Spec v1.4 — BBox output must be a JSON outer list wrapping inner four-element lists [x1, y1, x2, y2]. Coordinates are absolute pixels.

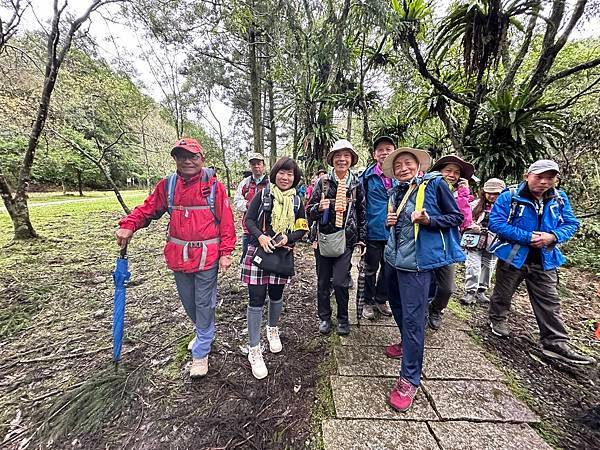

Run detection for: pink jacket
[[455, 186, 473, 231]]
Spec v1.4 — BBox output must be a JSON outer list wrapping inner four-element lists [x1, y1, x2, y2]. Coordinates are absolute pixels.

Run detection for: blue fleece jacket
[[488, 182, 579, 270], [359, 164, 398, 241]]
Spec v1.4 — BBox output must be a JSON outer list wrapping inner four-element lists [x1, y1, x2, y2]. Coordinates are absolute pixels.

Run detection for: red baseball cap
[[171, 138, 204, 156]]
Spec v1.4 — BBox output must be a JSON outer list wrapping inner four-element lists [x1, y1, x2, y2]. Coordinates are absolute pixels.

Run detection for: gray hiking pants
[[488, 260, 569, 346], [173, 264, 219, 358], [464, 249, 497, 293]]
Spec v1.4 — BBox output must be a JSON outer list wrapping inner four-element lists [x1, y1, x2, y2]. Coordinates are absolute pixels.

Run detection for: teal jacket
[[384, 173, 465, 271]]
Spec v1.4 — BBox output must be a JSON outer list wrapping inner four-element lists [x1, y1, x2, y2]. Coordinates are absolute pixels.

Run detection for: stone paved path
[[322, 295, 553, 449]]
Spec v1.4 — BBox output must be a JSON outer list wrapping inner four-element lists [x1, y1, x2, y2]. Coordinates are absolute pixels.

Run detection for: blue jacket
[[384, 173, 465, 271], [359, 164, 398, 241], [488, 182, 579, 270]]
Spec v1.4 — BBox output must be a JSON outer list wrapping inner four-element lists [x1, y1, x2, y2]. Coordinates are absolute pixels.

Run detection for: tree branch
[[499, 5, 539, 91], [543, 56, 600, 87], [405, 31, 475, 108]]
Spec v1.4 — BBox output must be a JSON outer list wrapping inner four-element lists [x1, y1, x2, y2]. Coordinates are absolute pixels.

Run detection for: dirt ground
[[2, 196, 600, 449], [0, 206, 331, 449], [456, 266, 600, 450]]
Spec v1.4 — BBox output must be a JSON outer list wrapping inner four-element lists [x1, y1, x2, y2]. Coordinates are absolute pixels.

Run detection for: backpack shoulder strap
[[293, 194, 301, 215], [414, 179, 431, 239], [166, 172, 177, 215], [507, 185, 520, 223], [201, 168, 220, 224]]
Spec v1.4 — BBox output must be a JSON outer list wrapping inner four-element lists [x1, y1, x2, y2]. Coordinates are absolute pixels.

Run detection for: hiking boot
[[187, 336, 197, 352], [375, 302, 393, 317], [266, 326, 282, 353], [542, 342, 597, 365], [384, 343, 403, 359], [490, 321, 510, 338], [248, 345, 268, 379], [190, 356, 208, 378], [337, 321, 350, 336], [388, 377, 418, 412], [461, 291, 477, 305], [428, 309, 443, 330], [476, 290, 490, 304], [362, 304, 375, 320], [319, 320, 332, 335]]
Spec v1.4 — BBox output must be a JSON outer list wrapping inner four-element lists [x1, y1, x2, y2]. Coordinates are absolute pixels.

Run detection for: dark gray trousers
[[364, 240, 388, 305], [488, 260, 569, 346], [317, 247, 353, 323], [429, 264, 456, 314]]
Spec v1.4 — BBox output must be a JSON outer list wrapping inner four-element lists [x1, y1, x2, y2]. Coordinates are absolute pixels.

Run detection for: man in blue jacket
[[359, 136, 398, 319], [488, 159, 595, 365]]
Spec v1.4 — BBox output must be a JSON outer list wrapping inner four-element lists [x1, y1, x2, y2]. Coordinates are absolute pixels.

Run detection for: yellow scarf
[[271, 186, 297, 235]]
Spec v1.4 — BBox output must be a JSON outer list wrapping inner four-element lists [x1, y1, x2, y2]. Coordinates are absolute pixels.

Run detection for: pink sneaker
[[388, 377, 418, 412], [384, 343, 403, 359]]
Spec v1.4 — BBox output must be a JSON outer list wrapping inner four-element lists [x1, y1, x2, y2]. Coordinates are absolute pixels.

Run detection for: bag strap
[[166, 172, 177, 215], [414, 180, 430, 239]]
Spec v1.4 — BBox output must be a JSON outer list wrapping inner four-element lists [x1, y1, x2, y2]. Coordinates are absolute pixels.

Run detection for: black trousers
[[489, 260, 569, 346], [429, 263, 456, 314], [248, 284, 285, 307], [364, 240, 388, 305], [316, 247, 353, 323]]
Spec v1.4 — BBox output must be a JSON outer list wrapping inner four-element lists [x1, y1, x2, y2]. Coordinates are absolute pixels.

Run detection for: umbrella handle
[[120, 244, 128, 259]]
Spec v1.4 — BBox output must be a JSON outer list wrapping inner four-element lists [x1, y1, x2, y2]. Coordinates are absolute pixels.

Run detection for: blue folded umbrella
[[112, 247, 130, 364]]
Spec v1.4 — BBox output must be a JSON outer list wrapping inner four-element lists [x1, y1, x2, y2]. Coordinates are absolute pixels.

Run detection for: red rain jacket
[[118, 170, 236, 272]]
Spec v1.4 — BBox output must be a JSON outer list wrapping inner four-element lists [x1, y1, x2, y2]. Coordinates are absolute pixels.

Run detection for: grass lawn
[[0, 191, 328, 449]]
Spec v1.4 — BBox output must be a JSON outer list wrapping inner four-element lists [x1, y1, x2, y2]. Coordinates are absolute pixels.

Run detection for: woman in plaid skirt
[[241, 156, 309, 379]]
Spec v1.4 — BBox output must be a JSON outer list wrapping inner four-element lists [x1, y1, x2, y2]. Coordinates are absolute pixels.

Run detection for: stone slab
[[331, 376, 438, 421], [348, 297, 397, 326], [429, 421, 553, 450], [423, 349, 505, 381], [424, 329, 479, 351], [335, 346, 399, 377], [341, 325, 400, 347], [323, 419, 439, 450], [423, 380, 539, 423]]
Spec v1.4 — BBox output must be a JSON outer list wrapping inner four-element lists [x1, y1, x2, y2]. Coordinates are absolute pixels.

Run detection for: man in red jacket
[[115, 138, 236, 378]]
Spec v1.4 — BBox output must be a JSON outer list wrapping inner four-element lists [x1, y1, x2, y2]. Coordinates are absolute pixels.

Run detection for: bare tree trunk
[[141, 116, 152, 194], [2, 0, 113, 240], [207, 94, 232, 194], [52, 130, 131, 214], [248, 19, 262, 154], [292, 112, 299, 160], [77, 169, 83, 196], [267, 57, 277, 166], [346, 109, 352, 140]]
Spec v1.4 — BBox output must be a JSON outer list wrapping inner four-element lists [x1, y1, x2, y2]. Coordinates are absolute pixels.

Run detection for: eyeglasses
[[174, 153, 202, 161]]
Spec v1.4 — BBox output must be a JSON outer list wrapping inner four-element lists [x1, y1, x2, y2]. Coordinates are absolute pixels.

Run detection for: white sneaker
[[190, 356, 208, 378], [266, 326, 282, 353], [187, 336, 197, 351], [248, 345, 268, 379]]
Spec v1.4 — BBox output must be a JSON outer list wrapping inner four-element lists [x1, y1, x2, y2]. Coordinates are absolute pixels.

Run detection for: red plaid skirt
[[240, 245, 291, 285]]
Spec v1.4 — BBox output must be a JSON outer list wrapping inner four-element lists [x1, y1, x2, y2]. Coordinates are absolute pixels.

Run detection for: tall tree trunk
[[141, 116, 152, 194], [267, 57, 277, 166], [346, 109, 352, 140], [3, 0, 110, 240], [248, 22, 262, 154], [77, 169, 83, 196], [292, 112, 299, 160]]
